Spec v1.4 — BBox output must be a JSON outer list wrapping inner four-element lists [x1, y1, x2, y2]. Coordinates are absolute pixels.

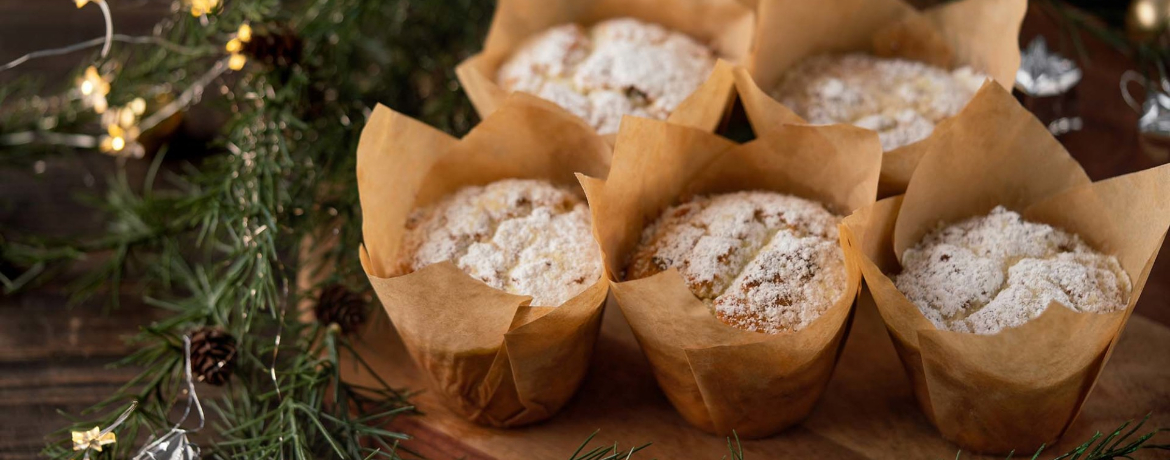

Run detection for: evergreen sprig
[[1, 0, 492, 458], [569, 431, 652, 460], [1034, 414, 1167, 460]]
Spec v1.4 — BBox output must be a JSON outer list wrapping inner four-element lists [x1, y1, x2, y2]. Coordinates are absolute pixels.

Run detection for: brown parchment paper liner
[[581, 116, 882, 437], [356, 93, 612, 427], [844, 83, 1170, 454], [741, 0, 1026, 197], [455, 0, 754, 144]]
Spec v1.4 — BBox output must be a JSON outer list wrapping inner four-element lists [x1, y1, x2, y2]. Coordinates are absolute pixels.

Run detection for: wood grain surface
[[2, 2, 1169, 460], [342, 292, 1170, 460]]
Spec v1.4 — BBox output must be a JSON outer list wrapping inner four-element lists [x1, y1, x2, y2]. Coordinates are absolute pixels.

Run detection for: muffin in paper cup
[[356, 93, 611, 427], [581, 115, 882, 437], [740, 0, 1026, 197], [456, 0, 754, 143], [844, 83, 1170, 454]]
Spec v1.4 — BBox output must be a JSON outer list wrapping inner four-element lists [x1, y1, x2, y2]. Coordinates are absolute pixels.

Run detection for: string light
[[3, 0, 232, 159], [78, 66, 111, 114], [188, 0, 220, 17], [70, 402, 136, 460], [227, 53, 246, 71], [74, 0, 113, 58], [100, 125, 126, 154], [238, 23, 253, 42], [227, 23, 253, 71]]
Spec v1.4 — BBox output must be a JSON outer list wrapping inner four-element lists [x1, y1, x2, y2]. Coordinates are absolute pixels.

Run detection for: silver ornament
[[1016, 36, 1082, 97], [1122, 70, 1170, 138]]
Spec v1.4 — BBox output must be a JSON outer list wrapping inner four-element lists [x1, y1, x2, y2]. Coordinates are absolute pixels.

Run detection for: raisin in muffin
[[772, 54, 988, 151], [627, 191, 846, 333], [895, 206, 1131, 335], [399, 179, 603, 306], [497, 17, 717, 135]]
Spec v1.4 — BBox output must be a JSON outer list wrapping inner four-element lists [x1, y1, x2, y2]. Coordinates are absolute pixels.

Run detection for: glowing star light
[[101, 125, 127, 153], [70, 402, 135, 460], [78, 66, 111, 114], [72, 427, 116, 453]]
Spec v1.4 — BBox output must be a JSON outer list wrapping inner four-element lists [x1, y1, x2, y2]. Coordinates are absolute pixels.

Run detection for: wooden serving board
[[341, 292, 1170, 459]]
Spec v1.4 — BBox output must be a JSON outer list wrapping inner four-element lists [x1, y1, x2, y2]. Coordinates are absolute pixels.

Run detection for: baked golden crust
[[627, 191, 845, 333], [772, 53, 986, 151], [400, 179, 603, 306], [497, 18, 716, 134], [895, 206, 1131, 334]]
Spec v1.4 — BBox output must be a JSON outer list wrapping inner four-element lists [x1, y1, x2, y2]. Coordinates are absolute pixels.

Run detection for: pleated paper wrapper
[[844, 83, 1170, 454], [356, 93, 612, 427], [581, 116, 882, 438], [455, 0, 754, 143], [738, 0, 1026, 197]]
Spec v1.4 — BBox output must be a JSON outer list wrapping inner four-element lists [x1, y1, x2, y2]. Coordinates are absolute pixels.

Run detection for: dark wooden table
[[1, 4, 1168, 460]]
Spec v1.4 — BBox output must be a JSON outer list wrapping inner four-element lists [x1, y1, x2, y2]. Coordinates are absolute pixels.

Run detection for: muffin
[[496, 17, 717, 135], [772, 54, 988, 151], [627, 191, 846, 333], [895, 206, 1131, 335], [399, 178, 603, 306]]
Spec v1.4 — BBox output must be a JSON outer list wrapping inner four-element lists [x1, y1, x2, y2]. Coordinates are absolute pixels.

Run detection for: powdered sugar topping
[[498, 18, 716, 134], [400, 179, 603, 307], [627, 192, 846, 334], [772, 54, 988, 151], [895, 206, 1131, 334]]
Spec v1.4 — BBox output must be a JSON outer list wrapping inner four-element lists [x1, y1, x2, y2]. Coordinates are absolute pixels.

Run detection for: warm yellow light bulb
[[111, 136, 126, 151], [1136, 0, 1158, 27], [128, 98, 146, 116], [189, 0, 219, 16], [80, 80, 95, 96], [226, 38, 243, 53], [238, 23, 253, 42], [118, 108, 136, 128], [75, 0, 89, 8], [229, 53, 247, 71]]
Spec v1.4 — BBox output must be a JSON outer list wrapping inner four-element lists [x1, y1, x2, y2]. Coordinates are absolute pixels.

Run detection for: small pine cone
[[241, 23, 303, 69], [190, 327, 237, 386], [314, 284, 368, 335]]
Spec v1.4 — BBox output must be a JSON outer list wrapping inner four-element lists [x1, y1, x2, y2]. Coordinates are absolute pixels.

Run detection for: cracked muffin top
[[400, 179, 603, 306], [627, 191, 846, 333], [497, 17, 716, 135], [772, 53, 987, 151]]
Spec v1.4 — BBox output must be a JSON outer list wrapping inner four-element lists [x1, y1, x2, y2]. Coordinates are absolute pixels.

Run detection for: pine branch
[[569, 431, 652, 460], [2, 1, 492, 458]]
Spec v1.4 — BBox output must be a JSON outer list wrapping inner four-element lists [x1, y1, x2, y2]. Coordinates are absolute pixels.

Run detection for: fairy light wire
[[94, 0, 114, 58], [0, 34, 209, 73], [129, 336, 205, 460], [136, 57, 230, 134]]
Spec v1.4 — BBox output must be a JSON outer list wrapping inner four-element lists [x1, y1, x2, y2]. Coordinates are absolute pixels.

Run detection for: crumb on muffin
[[627, 191, 846, 334], [772, 53, 988, 151], [895, 206, 1131, 334], [497, 18, 717, 135], [400, 179, 603, 306]]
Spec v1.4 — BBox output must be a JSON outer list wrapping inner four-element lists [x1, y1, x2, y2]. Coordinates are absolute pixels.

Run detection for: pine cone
[[315, 284, 368, 335], [241, 23, 303, 69], [190, 327, 237, 386]]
